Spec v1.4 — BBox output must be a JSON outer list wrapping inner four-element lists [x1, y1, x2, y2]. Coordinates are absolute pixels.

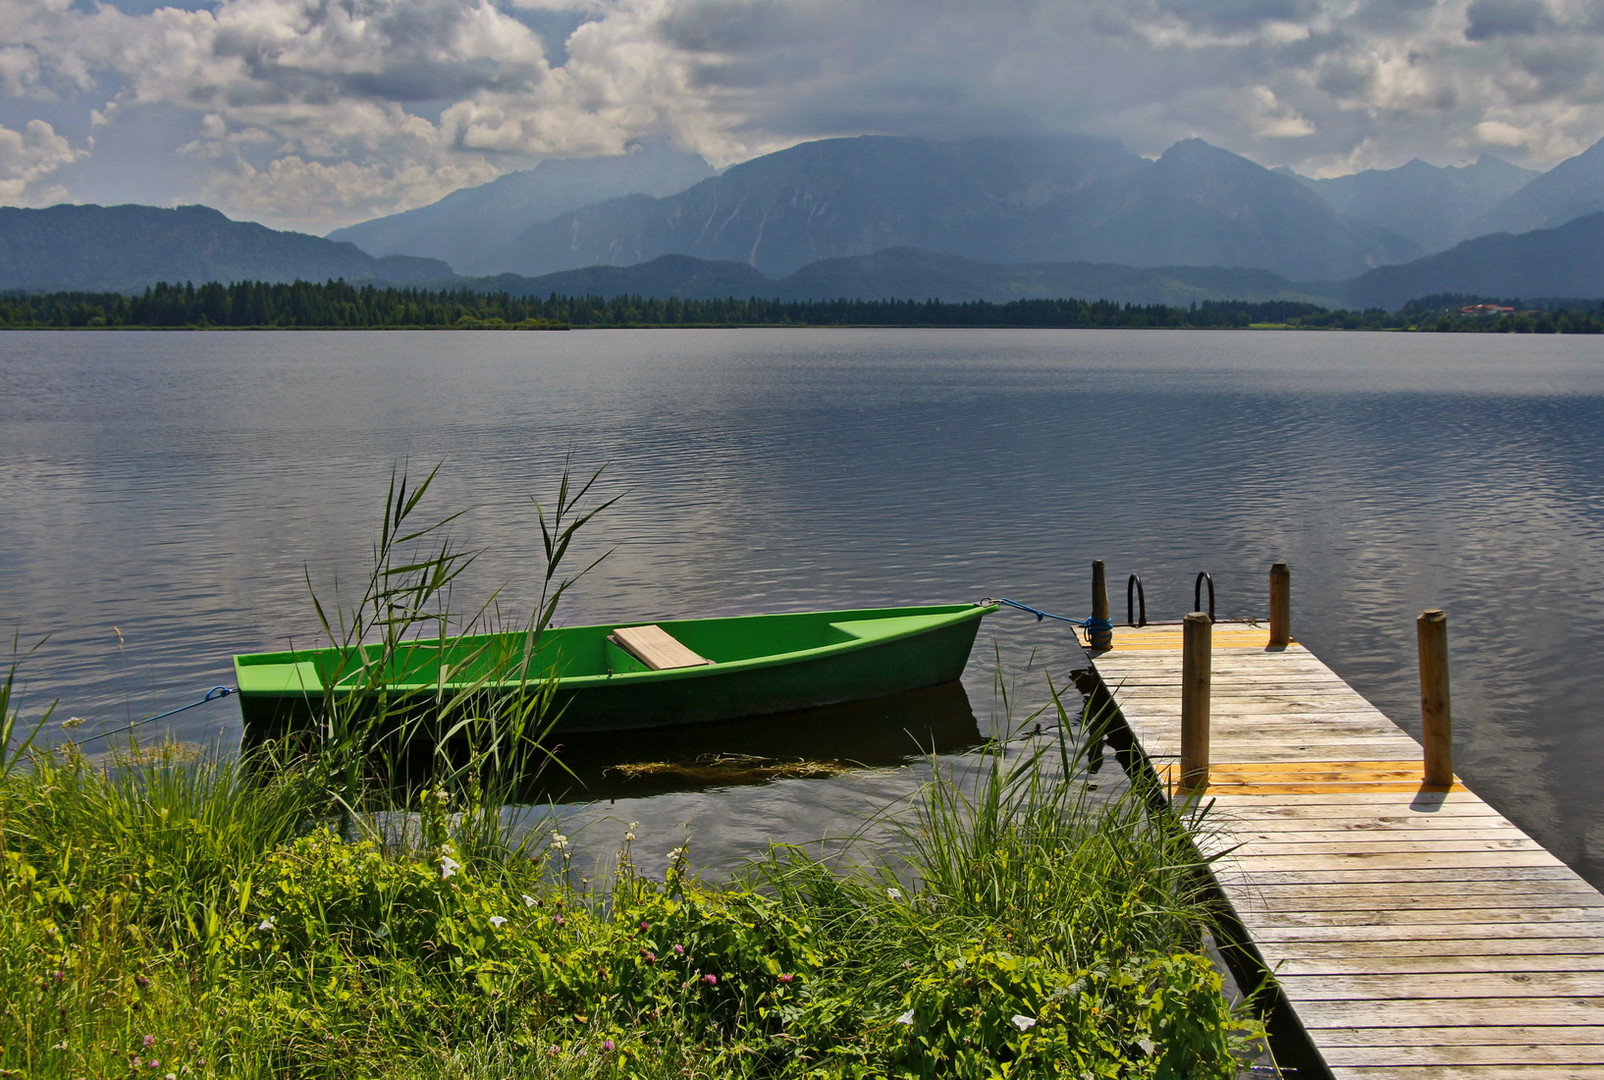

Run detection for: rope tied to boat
[[77, 685, 237, 746], [983, 597, 1106, 629], [982, 597, 1114, 647]]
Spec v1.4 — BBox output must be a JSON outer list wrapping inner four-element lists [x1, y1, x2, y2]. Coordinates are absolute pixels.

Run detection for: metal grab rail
[[1194, 571, 1216, 623], [1127, 574, 1147, 627]]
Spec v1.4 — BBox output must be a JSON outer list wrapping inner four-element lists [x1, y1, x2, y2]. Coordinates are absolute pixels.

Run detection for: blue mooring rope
[[77, 685, 238, 746], [984, 597, 1115, 646]]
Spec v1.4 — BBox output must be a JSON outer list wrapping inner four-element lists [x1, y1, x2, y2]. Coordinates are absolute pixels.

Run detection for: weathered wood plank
[[1249, 921, 1604, 944], [1334, 1068, 1604, 1079], [1294, 996, 1604, 1027], [1241, 907, 1604, 929], [1322, 1044, 1604, 1067], [1271, 953, 1604, 976], [1085, 622, 1604, 1077], [1317, 1026, 1604, 1046], [1275, 970, 1604, 999], [1257, 937, 1604, 959]]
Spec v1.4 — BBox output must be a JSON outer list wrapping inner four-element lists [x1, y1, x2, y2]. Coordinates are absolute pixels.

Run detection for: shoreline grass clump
[[0, 714, 1262, 1079], [0, 468, 1262, 1077]]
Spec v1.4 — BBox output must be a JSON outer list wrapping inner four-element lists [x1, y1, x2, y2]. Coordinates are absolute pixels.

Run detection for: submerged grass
[[0, 469, 1263, 1078]]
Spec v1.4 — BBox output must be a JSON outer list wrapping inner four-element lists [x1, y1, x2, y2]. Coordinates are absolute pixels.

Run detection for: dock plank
[[1082, 623, 1604, 1079]]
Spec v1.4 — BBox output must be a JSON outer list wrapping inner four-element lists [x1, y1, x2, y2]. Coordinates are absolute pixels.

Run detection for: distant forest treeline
[[2, 279, 1602, 332]]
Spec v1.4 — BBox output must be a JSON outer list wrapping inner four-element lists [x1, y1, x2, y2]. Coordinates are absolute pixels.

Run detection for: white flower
[[628, 821, 640, 829], [886, 887, 903, 901], [896, 1009, 916, 1025], [1011, 1014, 1037, 1032], [489, 915, 507, 928], [257, 917, 275, 931], [439, 854, 461, 879], [624, 832, 635, 842], [667, 846, 687, 864], [522, 893, 537, 907]]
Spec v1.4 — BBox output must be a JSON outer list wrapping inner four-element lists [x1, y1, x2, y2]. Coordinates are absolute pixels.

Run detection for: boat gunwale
[[234, 603, 996, 698]]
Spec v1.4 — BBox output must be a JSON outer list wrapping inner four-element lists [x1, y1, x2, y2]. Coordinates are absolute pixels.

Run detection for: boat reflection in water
[[517, 679, 984, 804]]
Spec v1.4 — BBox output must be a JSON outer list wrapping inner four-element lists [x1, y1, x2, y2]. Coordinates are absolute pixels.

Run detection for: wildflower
[[639, 921, 650, 931], [554, 915, 567, 927], [143, 1036, 156, 1048], [603, 1040, 616, 1052], [1011, 1015, 1037, 1032], [134, 974, 150, 988], [439, 854, 461, 879], [147, 1061, 160, 1069], [667, 846, 687, 865], [257, 917, 275, 931], [702, 974, 718, 986], [550, 831, 570, 853], [672, 943, 684, 955], [886, 887, 903, 901], [489, 915, 507, 928], [778, 973, 794, 983], [624, 832, 635, 842], [522, 894, 538, 907], [641, 950, 657, 962], [896, 1009, 915, 1025]]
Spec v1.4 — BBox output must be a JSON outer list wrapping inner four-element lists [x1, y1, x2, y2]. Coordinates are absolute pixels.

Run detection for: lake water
[[3, 328, 1604, 887]]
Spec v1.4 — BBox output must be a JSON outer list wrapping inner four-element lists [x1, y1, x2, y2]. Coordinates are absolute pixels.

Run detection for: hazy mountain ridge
[[4, 133, 1604, 311], [486, 134, 1420, 281], [0, 204, 451, 294], [326, 146, 715, 273], [490, 134, 1150, 277], [1293, 155, 1539, 251], [1338, 212, 1604, 310], [1466, 137, 1604, 239]]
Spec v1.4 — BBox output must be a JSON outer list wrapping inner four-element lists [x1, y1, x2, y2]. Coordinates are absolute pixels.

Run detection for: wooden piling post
[[1418, 609, 1452, 786], [1269, 563, 1291, 647], [1088, 560, 1112, 648], [1180, 611, 1212, 793]]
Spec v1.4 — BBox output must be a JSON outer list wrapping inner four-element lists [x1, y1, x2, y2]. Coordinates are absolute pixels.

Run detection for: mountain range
[[484, 136, 1423, 281], [3, 132, 1603, 310], [325, 144, 715, 275], [0, 204, 451, 294]]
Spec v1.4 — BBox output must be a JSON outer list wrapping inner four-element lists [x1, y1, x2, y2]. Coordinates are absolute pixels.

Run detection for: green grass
[[0, 711, 1262, 1079], [0, 468, 1263, 1078]]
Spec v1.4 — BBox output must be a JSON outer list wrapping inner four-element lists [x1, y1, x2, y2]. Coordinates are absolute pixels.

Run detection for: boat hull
[[235, 603, 993, 741]]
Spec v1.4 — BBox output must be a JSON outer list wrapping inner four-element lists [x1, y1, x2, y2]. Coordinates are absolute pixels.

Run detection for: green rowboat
[[234, 603, 994, 739]]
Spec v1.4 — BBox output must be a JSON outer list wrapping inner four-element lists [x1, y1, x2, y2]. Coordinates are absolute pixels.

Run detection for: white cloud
[[0, 118, 82, 204], [2, 0, 1603, 229]]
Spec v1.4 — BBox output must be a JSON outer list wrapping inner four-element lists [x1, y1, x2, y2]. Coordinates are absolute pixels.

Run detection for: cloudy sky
[[3, 0, 1603, 234]]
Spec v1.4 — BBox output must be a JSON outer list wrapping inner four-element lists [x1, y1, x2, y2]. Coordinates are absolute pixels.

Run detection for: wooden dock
[[1080, 621, 1604, 1079]]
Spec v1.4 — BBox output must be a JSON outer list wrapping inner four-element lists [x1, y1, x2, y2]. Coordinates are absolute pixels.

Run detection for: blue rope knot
[[1082, 615, 1114, 648], [986, 597, 1116, 646]]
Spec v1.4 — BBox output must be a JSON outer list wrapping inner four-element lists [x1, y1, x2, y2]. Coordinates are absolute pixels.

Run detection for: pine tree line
[[1, 279, 1601, 332]]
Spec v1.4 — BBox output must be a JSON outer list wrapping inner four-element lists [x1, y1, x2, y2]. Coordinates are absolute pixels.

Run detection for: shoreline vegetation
[[1, 279, 1602, 333], [0, 466, 1271, 1077]]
